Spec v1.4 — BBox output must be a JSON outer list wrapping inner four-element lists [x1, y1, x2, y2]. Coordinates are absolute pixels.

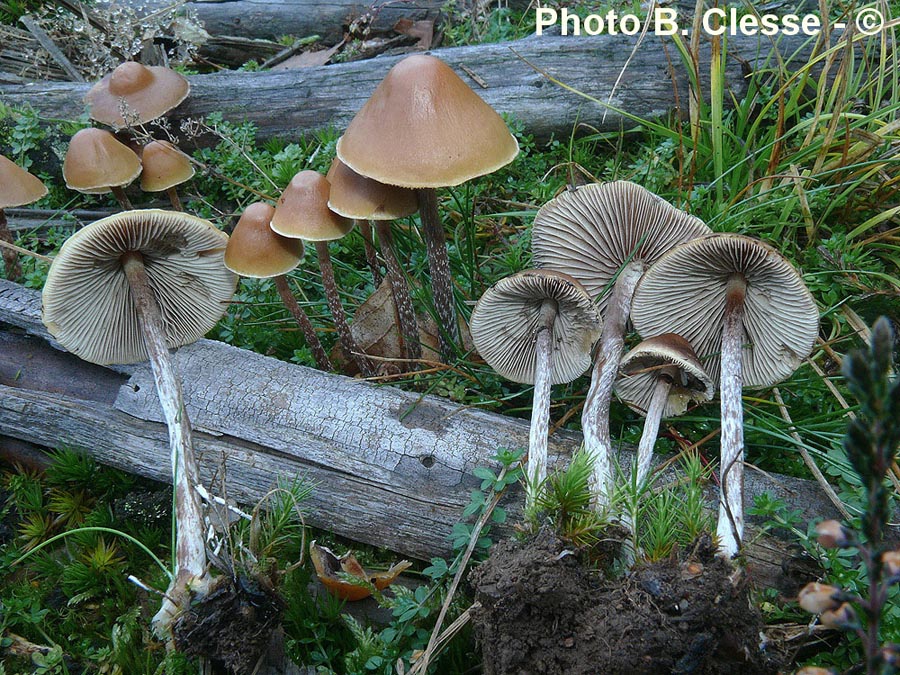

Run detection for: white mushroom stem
[[635, 366, 677, 487], [717, 273, 747, 558], [374, 220, 422, 363], [527, 298, 558, 507], [417, 188, 458, 361], [583, 260, 645, 505], [121, 251, 206, 634]]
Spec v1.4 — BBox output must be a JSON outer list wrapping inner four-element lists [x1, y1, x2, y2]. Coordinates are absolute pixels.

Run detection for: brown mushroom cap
[[140, 140, 195, 193], [630, 233, 819, 386], [41, 209, 237, 365], [325, 157, 417, 220], [470, 269, 602, 385], [270, 170, 354, 241], [0, 154, 48, 208], [224, 202, 304, 278], [531, 181, 711, 310], [63, 128, 142, 195], [84, 62, 190, 129], [335, 54, 519, 188], [615, 333, 714, 418]]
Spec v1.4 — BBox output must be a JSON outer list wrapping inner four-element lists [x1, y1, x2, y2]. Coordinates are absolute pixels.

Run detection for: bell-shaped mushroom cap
[[531, 181, 711, 310], [470, 269, 602, 385], [84, 62, 190, 129], [42, 209, 237, 366], [224, 202, 304, 278], [63, 128, 142, 194], [630, 233, 819, 387], [615, 333, 714, 418], [325, 157, 417, 220], [335, 54, 519, 188], [271, 170, 354, 242], [140, 140, 195, 192], [0, 154, 48, 208]]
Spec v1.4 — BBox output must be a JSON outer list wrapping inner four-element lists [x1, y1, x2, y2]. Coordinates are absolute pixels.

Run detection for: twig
[[0, 239, 53, 261], [19, 15, 85, 82]]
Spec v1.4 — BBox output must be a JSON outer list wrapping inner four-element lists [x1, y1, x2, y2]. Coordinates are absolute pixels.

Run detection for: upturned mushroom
[[84, 61, 189, 129], [531, 181, 711, 502], [63, 128, 142, 209], [271, 170, 375, 377], [41, 209, 237, 634], [336, 54, 519, 360], [614, 333, 714, 486], [630, 233, 819, 557], [0, 154, 47, 279], [224, 201, 332, 371], [470, 269, 602, 506], [140, 140, 195, 210]]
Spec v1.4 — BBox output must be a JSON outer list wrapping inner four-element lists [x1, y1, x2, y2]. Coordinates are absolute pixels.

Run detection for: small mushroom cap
[[139, 140, 195, 192], [470, 269, 602, 385], [335, 54, 519, 188], [532, 181, 711, 310], [224, 202, 304, 278], [325, 157, 417, 220], [270, 170, 354, 241], [63, 128, 142, 194], [84, 62, 190, 129], [0, 154, 48, 208], [630, 233, 819, 387], [615, 333, 714, 418], [42, 209, 237, 366]]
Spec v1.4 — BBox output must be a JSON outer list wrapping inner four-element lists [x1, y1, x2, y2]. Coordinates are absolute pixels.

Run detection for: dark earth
[[470, 528, 784, 675]]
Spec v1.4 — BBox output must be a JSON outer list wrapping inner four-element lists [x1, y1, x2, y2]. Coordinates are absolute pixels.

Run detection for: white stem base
[[527, 307, 555, 507]]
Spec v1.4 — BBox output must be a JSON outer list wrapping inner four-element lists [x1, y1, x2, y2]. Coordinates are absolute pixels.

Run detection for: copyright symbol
[[856, 7, 884, 35]]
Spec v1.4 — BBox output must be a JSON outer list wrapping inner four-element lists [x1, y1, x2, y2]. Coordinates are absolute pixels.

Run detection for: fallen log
[[0, 31, 824, 146]]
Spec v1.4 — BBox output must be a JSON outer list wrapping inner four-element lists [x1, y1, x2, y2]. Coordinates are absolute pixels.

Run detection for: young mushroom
[[470, 269, 602, 506], [140, 140, 195, 211], [531, 181, 711, 503], [0, 153, 47, 280], [614, 333, 714, 486], [63, 128, 142, 210], [336, 54, 519, 361], [84, 61, 190, 130], [630, 233, 819, 557], [271, 170, 376, 377], [224, 201, 332, 371], [41, 209, 238, 634]]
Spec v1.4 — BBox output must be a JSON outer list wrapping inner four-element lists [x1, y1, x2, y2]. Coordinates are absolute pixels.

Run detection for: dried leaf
[[393, 18, 434, 50]]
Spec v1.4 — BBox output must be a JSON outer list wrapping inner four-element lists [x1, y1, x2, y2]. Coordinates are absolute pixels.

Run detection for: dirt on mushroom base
[[470, 528, 783, 675]]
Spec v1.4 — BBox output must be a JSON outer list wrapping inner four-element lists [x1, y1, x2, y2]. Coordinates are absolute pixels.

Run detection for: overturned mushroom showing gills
[[336, 54, 519, 361], [532, 181, 710, 503], [224, 202, 332, 371], [470, 270, 602, 506], [41, 209, 238, 634], [615, 333, 714, 486], [630, 233, 819, 557], [63, 128, 142, 210], [84, 61, 189, 129], [0, 153, 47, 280]]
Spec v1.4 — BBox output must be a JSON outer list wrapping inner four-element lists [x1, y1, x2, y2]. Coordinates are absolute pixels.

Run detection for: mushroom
[[614, 333, 714, 486], [326, 157, 421, 363], [630, 233, 819, 557], [140, 140, 195, 210], [84, 61, 189, 130], [63, 128, 142, 209], [531, 181, 711, 503], [470, 269, 602, 506], [41, 209, 238, 633], [336, 54, 519, 360], [224, 201, 332, 371], [271, 170, 376, 377], [0, 153, 47, 280]]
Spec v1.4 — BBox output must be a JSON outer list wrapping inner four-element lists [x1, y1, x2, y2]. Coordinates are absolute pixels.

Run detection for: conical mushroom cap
[[63, 128, 142, 195], [84, 62, 190, 129], [271, 170, 354, 242], [326, 157, 417, 220], [224, 202, 304, 278], [0, 154, 48, 208], [615, 333, 714, 418], [630, 233, 819, 386], [140, 140, 195, 192], [42, 209, 237, 366], [470, 269, 602, 385], [335, 54, 519, 188], [532, 181, 711, 311]]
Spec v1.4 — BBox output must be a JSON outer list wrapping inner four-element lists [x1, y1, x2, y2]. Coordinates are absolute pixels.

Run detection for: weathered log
[[0, 278, 841, 591], [0, 31, 825, 147]]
